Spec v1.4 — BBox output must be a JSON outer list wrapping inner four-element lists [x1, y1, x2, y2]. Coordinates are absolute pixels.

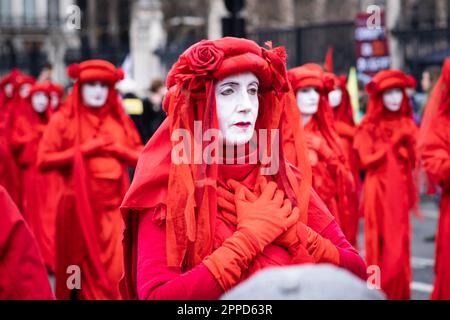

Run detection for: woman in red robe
[[0, 70, 35, 205], [326, 72, 360, 247], [0, 70, 22, 203], [11, 82, 55, 271], [419, 58, 450, 300], [37, 60, 143, 300], [354, 70, 418, 300], [0, 185, 54, 299], [285, 65, 355, 241], [120, 37, 366, 300]]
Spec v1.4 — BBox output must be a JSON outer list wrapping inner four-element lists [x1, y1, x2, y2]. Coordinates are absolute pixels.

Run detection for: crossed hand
[[217, 176, 301, 254]]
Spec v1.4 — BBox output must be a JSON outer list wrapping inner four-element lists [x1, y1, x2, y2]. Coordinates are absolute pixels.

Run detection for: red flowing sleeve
[[37, 112, 74, 173], [136, 206, 223, 300], [354, 125, 387, 170], [307, 189, 367, 280]]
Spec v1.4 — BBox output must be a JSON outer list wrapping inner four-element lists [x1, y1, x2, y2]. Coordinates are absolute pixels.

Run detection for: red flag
[[324, 46, 334, 72]]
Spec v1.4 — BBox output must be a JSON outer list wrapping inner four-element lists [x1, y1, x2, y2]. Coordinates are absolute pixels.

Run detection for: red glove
[[206, 179, 300, 291], [101, 141, 142, 166], [218, 182, 301, 256], [391, 130, 410, 146], [294, 221, 340, 265], [235, 180, 299, 251], [80, 136, 112, 156], [305, 135, 333, 160], [397, 145, 409, 161]]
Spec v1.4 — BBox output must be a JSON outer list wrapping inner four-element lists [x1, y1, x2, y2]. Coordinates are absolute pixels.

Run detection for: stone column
[[87, 0, 98, 50], [278, 0, 295, 27], [207, 0, 227, 39], [130, 0, 166, 96], [436, 0, 448, 27], [386, 0, 404, 69], [108, 0, 120, 47]]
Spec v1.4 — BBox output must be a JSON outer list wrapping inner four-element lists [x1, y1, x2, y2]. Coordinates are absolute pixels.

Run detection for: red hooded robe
[[286, 65, 355, 238], [419, 58, 450, 300], [0, 70, 33, 205], [354, 70, 418, 300], [37, 60, 143, 300], [11, 82, 55, 271]]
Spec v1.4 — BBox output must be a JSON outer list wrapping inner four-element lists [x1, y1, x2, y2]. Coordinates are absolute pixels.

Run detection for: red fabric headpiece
[[363, 69, 415, 122], [366, 69, 416, 96], [29, 82, 51, 96], [0, 69, 22, 88], [67, 59, 124, 84]]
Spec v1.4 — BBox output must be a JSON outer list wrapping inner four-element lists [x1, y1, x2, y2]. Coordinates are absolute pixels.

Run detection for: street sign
[[355, 11, 390, 76]]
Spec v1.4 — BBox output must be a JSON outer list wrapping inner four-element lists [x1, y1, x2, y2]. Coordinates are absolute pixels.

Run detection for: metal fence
[[391, 26, 450, 78], [248, 22, 356, 74], [0, 40, 47, 77]]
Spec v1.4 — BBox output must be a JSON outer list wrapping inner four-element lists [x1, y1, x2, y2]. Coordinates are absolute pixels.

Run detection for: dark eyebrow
[[219, 81, 239, 88], [219, 81, 259, 88]]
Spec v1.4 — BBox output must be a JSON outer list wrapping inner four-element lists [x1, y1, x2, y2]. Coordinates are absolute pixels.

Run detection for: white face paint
[[19, 84, 31, 99], [4, 83, 13, 98], [382, 88, 403, 112], [31, 92, 49, 114], [50, 92, 59, 109], [328, 88, 342, 108], [297, 87, 320, 115], [81, 81, 109, 108], [215, 72, 259, 146]]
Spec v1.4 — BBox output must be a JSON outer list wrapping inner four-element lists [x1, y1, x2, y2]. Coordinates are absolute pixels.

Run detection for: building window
[[23, 0, 36, 25], [0, 0, 12, 25], [47, 0, 60, 26]]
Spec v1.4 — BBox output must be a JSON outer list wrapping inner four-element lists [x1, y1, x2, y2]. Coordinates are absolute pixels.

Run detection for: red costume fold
[[327, 73, 360, 247], [0, 185, 54, 300], [11, 83, 55, 271], [0, 70, 34, 205]]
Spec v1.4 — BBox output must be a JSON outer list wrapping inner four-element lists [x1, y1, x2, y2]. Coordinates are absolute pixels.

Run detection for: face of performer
[[81, 81, 109, 108], [382, 88, 403, 112], [4, 83, 13, 98], [215, 72, 259, 146], [31, 92, 49, 114], [297, 87, 320, 115], [19, 83, 31, 99], [328, 88, 342, 108], [50, 92, 59, 109]]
